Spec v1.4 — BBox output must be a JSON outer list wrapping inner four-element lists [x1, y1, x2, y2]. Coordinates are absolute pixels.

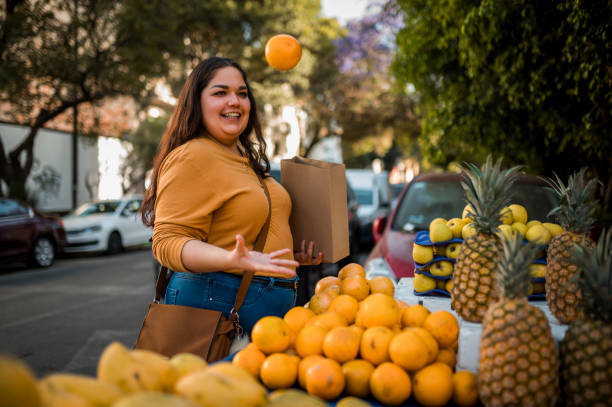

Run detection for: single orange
[[315, 276, 339, 294], [436, 348, 457, 369], [322, 326, 360, 363], [338, 263, 366, 280], [305, 357, 345, 401], [298, 355, 326, 389], [359, 326, 394, 366], [407, 326, 439, 364], [341, 359, 375, 398], [259, 353, 298, 389], [412, 362, 454, 407], [265, 34, 302, 71], [283, 306, 315, 333], [328, 294, 359, 324], [340, 276, 370, 301], [452, 370, 479, 407], [308, 291, 334, 314], [295, 324, 326, 358], [251, 316, 291, 355], [388, 330, 430, 371], [423, 310, 460, 348], [356, 293, 401, 328], [367, 276, 395, 297], [232, 347, 266, 378], [401, 304, 431, 328], [369, 362, 412, 406]]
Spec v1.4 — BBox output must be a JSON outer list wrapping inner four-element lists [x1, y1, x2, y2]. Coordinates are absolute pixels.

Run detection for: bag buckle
[[230, 307, 244, 336]]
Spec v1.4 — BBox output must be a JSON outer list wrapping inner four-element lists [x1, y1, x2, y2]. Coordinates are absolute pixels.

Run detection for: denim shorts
[[164, 271, 298, 336]]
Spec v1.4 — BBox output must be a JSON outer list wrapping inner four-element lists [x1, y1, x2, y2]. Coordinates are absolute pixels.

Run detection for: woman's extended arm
[[181, 234, 298, 278]]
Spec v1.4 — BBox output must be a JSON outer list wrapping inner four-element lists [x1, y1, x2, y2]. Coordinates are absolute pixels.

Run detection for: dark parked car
[[0, 198, 67, 267], [365, 172, 558, 279]]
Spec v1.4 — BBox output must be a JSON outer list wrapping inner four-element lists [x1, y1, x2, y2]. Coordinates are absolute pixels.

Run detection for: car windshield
[[392, 180, 557, 231], [354, 189, 373, 206], [72, 201, 121, 216]]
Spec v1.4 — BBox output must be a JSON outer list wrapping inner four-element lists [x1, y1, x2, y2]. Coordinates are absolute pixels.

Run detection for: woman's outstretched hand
[[294, 240, 323, 266], [231, 234, 298, 278]]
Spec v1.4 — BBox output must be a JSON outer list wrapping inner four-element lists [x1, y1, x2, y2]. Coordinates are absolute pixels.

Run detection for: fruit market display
[[543, 168, 599, 324], [233, 262, 478, 407], [413, 205, 560, 301]]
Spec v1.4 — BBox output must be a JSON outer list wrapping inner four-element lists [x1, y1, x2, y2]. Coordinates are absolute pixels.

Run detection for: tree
[[0, 0, 189, 201], [391, 0, 611, 216], [332, 3, 420, 169]]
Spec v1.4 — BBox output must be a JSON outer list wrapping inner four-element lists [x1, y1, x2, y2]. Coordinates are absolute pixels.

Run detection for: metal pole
[[71, 0, 78, 209]]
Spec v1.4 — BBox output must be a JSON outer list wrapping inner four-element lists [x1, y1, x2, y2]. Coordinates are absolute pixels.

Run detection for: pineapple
[[544, 168, 599, 324], [451, 156, 522, 322], [561, 228, 612, 406], [479, 234, 560, 406]]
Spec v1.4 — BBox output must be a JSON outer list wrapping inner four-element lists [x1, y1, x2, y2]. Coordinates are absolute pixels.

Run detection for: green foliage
[[391, 0, 611, 213]]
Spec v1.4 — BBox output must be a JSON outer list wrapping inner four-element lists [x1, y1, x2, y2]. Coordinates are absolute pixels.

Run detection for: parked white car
[[345, 169, 393, 249], [62, 195, 151, 254]]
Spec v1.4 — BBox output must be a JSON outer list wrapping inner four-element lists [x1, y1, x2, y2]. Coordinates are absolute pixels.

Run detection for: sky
[[321, 0, 372, 25]]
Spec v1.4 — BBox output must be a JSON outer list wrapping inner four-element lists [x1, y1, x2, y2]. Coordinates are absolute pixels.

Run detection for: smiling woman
[[139, 57, 323, 342]]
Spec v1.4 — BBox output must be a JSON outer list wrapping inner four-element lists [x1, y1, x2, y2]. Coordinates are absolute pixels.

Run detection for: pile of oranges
[[232, 263, 479, 407]]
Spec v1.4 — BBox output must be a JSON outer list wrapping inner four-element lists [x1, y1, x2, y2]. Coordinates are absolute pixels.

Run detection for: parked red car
[[365, 172, 558, 280], [0, 198, 67, 267]]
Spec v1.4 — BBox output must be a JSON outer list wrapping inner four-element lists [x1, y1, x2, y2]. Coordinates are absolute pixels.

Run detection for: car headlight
[[365, 257, 397, 285], [83, 224, 102, 233]]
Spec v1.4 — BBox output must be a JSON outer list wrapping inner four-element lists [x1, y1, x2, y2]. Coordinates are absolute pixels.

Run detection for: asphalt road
[[0, 248, 370, 378], [0, 248, 155, 377]]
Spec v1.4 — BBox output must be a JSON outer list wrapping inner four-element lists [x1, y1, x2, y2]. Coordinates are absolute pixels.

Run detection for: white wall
[[0, 123, 130, 213]]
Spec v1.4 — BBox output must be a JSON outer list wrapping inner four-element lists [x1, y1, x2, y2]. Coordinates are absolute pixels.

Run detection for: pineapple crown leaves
[[543, 167, 600, 233], [571, 228, 612, 321], [495, 233, 540, 299], [460, 155, 523, 235]]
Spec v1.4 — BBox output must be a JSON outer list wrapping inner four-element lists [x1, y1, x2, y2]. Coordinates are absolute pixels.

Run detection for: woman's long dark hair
[[141, 57, 269, 227]]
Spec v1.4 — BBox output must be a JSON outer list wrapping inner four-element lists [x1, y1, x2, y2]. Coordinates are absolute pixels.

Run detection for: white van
[[345, 169, 392, 249]]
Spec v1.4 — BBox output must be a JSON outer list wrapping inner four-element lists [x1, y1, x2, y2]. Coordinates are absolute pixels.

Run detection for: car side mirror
[[373, 215, 387, 244]]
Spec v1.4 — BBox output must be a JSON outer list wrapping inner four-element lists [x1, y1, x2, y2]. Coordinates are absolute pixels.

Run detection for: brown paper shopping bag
[[281, 156, 349, 263]]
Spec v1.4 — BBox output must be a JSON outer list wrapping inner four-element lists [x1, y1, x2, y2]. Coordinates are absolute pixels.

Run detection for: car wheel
[[31, 237, 55, 267], [107, 231, 123, 255]]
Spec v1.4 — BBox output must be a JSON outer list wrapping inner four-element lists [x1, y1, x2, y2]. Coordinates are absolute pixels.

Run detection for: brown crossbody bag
[[134, 173, 271, 362]]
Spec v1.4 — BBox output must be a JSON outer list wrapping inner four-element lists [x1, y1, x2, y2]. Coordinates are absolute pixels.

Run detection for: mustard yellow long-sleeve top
[[152, 137, 294, 276]]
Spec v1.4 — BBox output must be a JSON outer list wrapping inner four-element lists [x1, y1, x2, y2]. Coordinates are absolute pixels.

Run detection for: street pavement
[[0, 248, 154, 377], [0, 247, 369, 378]]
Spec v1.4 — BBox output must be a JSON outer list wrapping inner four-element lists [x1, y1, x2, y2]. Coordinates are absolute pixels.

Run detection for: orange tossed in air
[[265, 34, 302, 71]]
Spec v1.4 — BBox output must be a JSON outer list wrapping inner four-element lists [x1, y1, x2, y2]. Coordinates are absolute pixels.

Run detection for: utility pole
[[71, 0, 79, 209]]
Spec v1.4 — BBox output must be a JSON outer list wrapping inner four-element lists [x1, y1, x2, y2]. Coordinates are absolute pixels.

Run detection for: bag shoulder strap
[[154, 170, 272, 313]]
